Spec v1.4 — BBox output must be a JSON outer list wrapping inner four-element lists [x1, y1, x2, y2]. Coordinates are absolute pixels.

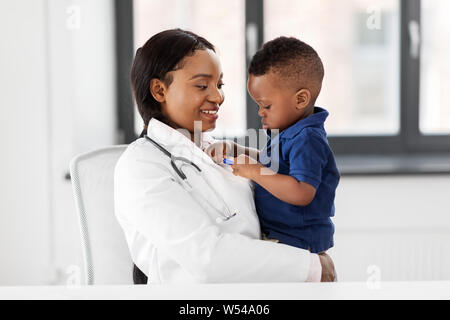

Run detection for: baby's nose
[[258, 107, 265, 117]]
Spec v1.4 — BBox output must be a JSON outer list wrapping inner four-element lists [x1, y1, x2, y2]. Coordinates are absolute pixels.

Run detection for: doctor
[[114, 29, 336, 284]]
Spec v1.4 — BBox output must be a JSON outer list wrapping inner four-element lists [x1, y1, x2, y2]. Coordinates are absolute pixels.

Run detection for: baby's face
[[248, 72, 302, 132]]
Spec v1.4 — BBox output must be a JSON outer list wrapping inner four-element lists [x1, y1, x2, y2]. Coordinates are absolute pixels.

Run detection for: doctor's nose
[[208, 87, 225, 105]]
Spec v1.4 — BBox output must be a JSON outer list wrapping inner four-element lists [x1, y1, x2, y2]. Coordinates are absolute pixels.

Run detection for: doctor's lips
[[200, 106, 219, 120]]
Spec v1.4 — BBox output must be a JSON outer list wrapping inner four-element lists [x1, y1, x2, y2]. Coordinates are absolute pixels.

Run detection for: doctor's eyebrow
[[189, 73, 224, 80]]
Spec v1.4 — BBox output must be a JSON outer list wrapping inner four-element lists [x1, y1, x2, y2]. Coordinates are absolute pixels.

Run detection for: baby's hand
[[231, 154, 262, 180], [204, 140, 235, 164]]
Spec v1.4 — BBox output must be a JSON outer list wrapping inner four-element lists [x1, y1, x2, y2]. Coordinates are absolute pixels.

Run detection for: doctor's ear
[[149, 78, 167, 103], [295, 89, 311, 111]]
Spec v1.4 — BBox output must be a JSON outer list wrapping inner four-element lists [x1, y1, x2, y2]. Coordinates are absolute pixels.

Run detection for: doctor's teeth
[[201, 110, 218, 114]]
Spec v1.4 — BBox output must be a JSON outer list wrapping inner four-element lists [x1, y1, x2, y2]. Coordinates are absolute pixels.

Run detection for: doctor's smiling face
[[150, 49, 225, 134]]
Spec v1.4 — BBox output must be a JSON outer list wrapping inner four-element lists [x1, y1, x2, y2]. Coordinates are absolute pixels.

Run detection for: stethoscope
[[144, 135, 238, 223]]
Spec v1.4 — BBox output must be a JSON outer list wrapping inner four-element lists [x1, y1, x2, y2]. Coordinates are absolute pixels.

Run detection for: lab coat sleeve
[[116, 151, 312, 283]]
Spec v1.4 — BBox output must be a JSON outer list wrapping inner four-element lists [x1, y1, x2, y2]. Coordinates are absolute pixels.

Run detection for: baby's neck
[[300, 105, 315, 121], [290, 106, 315, 127], [277, 106, 316, 134]]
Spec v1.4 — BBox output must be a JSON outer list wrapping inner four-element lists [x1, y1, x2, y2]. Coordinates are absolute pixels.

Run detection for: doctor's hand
[[204, 140, 236, 164], [231, 155, 263, 180], [319, 252, 337, 282]]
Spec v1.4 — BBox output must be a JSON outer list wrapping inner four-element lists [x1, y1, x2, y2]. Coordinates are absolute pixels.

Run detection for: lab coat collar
[[146, 118, 216, 165]]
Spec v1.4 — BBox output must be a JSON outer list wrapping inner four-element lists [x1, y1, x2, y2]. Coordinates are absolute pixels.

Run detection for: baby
[[207, 36, 340, 254]]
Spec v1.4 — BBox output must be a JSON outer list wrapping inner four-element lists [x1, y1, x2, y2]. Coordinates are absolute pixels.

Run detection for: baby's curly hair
[[249, 37, 324, 104]]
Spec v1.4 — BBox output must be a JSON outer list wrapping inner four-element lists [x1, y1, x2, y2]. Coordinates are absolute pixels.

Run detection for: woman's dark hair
[[130, 29, 215, 137]]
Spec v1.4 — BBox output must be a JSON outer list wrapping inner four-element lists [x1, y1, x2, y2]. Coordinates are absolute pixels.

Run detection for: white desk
[[0, 282, 449, 300]]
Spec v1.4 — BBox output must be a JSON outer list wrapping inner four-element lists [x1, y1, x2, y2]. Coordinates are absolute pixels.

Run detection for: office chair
[[70, 145, 143, 285]]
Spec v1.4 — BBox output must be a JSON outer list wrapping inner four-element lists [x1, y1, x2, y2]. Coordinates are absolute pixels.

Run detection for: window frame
[[348, 0, 450, 155], [401, 0, 450, 154], [115, 0, 136, 144], [117, 0, 450, 159]]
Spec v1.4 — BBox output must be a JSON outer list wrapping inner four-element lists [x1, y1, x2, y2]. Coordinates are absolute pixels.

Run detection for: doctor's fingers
[[204, 145, 222, 164], [205, 142, 227, 158], [319, 253, 337, 282], [204, 143, 217, 157]]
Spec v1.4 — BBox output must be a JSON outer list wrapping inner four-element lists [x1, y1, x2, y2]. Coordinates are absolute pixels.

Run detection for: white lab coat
[[114, 118, 312, 284]]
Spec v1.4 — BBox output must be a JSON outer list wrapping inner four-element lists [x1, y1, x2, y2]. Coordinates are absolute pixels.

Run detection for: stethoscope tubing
[[143, 135, 237, 222]]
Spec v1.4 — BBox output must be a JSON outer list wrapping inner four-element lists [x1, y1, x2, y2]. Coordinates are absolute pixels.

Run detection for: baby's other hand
[[204, 140, 235, 164], [231, 154, 261, 180]]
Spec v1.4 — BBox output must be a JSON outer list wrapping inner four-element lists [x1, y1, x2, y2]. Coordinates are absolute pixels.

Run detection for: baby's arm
[[231, 155, 316, 206], [254, 170, 316, 206]]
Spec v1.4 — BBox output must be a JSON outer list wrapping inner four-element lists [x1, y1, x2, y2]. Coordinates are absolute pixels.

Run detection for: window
[[264, 0, 400, 136], [132, 0, 247, 138], [420, 0, 450, 135], [116, 0, 450, 160]]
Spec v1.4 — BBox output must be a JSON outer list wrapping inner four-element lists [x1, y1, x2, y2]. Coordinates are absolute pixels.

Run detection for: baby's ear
[[295, 89, 311, 111]]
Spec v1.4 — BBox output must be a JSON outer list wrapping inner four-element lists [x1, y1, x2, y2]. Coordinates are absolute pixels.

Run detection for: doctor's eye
[[196, 85, 208, 90], [217, 83, 225, 89]]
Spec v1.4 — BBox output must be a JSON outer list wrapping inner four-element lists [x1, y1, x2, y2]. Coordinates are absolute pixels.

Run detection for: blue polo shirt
[[254, 107, 340, 253]]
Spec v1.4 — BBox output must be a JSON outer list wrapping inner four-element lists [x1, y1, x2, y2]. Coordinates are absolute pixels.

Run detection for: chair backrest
[[70, 145, 132, 285]]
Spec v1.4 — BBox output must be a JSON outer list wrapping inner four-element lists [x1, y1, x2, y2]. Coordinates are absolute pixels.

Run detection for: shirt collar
[[280, 107, 329, 140], [264, 107, 329, 149]]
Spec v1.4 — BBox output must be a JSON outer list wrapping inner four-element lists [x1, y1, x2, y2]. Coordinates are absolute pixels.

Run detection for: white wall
[[331, 175, 450, 282], [0, 0, 52, 285], [1, 0, 449, 286], [0, 0, 116, 285], [47, 0, 117, 285]]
